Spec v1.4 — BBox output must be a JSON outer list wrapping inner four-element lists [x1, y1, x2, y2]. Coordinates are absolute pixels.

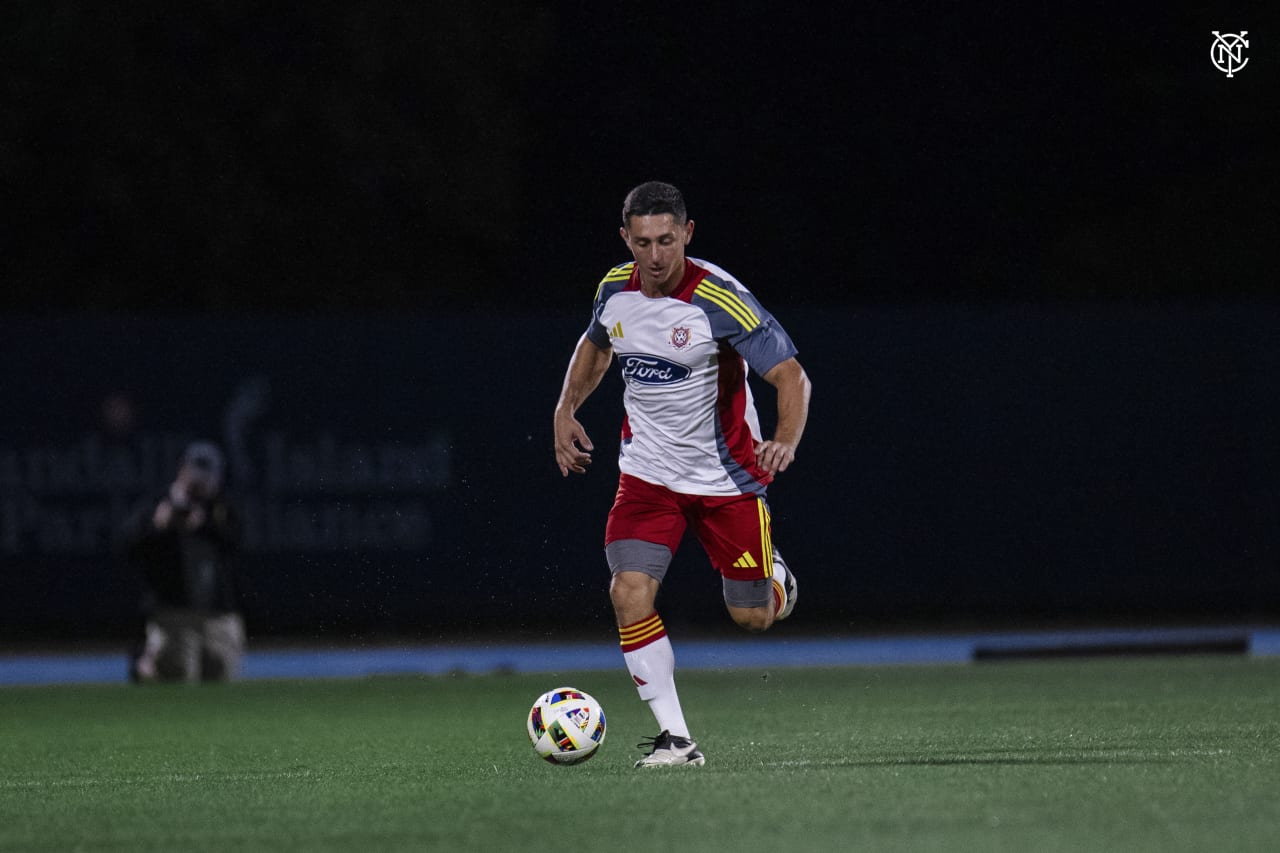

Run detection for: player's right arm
[[554, 334, 613, 476]]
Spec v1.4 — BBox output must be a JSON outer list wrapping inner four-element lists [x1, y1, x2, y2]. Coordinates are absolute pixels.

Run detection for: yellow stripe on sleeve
[[595, 263, 635, 300], [694, 281, 761, 331]]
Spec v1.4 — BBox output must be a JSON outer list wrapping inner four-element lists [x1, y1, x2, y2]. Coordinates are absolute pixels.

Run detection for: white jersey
[[585, 257, 798, 496]]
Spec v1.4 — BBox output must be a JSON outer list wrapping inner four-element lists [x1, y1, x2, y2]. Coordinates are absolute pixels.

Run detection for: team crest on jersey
[[670, 326, 692, 350]]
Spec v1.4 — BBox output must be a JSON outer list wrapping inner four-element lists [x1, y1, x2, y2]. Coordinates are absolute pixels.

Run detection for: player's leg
[[607, 544, 692, 740], [724, 545, 798, 627], [723, 577, 776, 632], [605, 474, 703, 766], [694, 494, 794, 631]]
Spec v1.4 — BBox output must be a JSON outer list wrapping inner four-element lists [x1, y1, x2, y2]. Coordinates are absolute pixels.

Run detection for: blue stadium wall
[[1, 305, 1277, 642]]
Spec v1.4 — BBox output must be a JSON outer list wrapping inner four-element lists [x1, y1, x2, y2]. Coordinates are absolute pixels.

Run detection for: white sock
[[770, 547, 788, 587], [619, 612, 691, 738], [770, 547, 789, 614]]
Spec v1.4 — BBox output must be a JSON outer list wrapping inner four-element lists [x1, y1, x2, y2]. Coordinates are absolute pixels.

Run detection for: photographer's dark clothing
[[121, 495, 241, 616], [119, 442, 245, 683]]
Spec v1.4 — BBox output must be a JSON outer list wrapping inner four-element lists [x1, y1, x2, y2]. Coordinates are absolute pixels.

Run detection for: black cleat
[[634, 730, 706, 767]]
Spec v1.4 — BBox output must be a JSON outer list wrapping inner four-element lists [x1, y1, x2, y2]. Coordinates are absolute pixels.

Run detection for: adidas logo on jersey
[[608, 322, 624, 339], [732, 551, 758, 569]]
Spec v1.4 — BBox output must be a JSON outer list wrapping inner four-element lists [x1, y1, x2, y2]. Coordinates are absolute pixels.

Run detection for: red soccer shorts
[[604, 473, 775, 581]]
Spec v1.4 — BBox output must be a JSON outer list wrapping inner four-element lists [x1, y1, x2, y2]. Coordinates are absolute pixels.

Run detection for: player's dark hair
[[622, 181, 687, 226]]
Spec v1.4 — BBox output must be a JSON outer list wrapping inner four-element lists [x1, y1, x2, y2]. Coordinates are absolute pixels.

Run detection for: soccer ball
[[527, 686, 606, 765]]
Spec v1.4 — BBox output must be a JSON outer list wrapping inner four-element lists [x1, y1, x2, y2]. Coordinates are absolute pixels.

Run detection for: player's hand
[[755, 440, 797, 475], [554, 415, 594, 476]]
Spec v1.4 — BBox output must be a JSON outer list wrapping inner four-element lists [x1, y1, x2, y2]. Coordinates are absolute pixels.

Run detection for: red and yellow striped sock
[[619, 612, 666, 653]]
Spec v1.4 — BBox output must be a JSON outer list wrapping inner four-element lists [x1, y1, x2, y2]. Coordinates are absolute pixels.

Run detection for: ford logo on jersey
[[620, 354, 692, 385]]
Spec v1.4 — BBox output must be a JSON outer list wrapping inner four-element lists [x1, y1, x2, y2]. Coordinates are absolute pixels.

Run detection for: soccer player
[[553, 181, 812, 767]]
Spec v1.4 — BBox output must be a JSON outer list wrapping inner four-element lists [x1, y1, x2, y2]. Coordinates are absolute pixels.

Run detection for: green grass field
[[2, 656, 1278, 852]]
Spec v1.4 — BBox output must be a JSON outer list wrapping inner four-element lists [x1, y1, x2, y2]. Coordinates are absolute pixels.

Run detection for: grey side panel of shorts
[[605, 539, 673, 582], [722, 576, 772, 608]]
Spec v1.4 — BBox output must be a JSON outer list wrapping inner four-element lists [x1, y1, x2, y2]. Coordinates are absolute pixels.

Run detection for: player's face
[[621, 214, 694, 294]]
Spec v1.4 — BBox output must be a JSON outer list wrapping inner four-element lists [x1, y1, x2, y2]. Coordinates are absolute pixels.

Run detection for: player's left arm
[[757, 357, 811, 475]]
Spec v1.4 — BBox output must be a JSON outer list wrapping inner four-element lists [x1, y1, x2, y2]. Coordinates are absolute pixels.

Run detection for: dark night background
[[0, 2, 1276, 644], [4, 2, 1274, 310]]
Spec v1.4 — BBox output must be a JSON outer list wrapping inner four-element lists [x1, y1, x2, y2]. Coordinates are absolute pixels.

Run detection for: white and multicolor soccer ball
[[526, 686, 606, 765]]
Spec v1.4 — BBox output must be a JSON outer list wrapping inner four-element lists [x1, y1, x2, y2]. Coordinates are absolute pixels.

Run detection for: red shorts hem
[[605, 473, 773, 580]]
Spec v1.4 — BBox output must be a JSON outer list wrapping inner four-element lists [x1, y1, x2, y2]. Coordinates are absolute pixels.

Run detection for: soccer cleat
[[634, 730, 706, 767], [774, 546, 798, 621]]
